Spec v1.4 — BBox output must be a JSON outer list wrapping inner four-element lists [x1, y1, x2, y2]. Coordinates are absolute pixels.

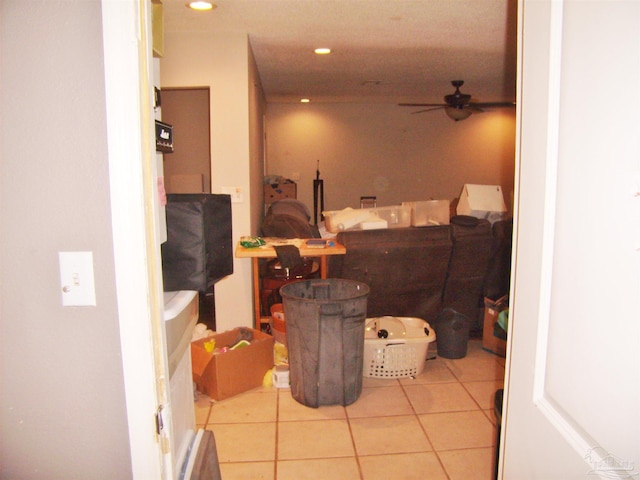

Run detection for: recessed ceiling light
[[188, 2, 216, 11], [300, 98, 310, 103], [314, 48, 331, 55]]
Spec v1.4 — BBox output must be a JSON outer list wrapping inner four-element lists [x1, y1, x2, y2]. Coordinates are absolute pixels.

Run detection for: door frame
[[102, 0, 172, 477]]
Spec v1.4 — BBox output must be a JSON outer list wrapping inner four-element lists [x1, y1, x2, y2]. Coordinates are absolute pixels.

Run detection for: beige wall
[[0, 1, 132, 477], [248, 45, 268, 240], [266, 103, 516, 214], [161, 32, 264, 331]]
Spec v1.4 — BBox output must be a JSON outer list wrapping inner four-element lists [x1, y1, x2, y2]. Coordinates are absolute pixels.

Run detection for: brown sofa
[[327, 218, 512, 331]]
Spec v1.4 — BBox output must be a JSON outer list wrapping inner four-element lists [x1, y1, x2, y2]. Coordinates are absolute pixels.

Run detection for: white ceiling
[[162, 0, 518, 105]]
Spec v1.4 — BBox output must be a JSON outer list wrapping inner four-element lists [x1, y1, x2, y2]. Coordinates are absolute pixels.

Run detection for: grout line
[[274, 389, 280, 480], [342, 404, 364, 480], [200, 394, 214, 427]]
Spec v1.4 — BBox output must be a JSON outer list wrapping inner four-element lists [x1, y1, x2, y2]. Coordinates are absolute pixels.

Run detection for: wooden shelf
[[151, 0, 164, 58]]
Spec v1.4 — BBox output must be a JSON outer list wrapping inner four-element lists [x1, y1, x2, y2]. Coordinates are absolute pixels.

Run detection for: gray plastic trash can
[[435, 308, 471, 359], [281, 279, 370, 407]]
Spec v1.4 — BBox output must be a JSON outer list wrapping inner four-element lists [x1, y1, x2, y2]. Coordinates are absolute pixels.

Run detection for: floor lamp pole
[[313, 160, 324, 225]]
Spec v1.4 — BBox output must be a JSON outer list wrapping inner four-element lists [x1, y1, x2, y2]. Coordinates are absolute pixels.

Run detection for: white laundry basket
[[363, 316, 436, 379]]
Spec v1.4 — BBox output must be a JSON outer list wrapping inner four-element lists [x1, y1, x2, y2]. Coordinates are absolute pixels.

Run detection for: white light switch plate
[[59, 251, 96, 306]]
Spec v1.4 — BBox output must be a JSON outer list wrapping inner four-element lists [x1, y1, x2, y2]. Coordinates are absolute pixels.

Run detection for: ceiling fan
[[399, 80, 515, 121]]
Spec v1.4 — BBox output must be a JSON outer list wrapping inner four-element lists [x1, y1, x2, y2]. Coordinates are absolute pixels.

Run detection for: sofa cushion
[[442, 220, 494, 326], [484, 219, 513, 300]]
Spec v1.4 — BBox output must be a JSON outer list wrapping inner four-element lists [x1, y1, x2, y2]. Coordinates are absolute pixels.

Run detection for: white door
[[501, 1, 640, 479]]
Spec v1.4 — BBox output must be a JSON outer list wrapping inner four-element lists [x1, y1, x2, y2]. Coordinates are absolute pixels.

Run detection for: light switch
[[59, 251, 96, 306], [221, 186, 243, 203]]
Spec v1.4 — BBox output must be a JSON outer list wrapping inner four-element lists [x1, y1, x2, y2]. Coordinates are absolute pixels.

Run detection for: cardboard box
[[191, 328, 274, 400], [482, 295, 508, 357], [264, 182, 296, 204], [403, 200, 450, 227], [456, 184, 507, 224]]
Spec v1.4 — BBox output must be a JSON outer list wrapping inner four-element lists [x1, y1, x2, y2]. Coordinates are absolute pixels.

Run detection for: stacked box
[[264, 183, 296, 204], [457, 184, 507, 224]]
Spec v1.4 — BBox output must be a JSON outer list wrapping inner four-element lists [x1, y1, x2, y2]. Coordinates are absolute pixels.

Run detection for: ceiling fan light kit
[[445, 106, 472, 122]]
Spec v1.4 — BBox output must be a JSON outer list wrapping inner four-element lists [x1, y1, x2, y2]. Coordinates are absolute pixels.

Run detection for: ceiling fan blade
[[472, 101, 516, 108], [398, 103, 446, 107], [410, 106, 445, 114]]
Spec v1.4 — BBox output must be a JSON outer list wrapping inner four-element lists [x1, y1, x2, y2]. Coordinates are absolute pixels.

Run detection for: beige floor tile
[[399, 357, 457, 385], [350, 415, 432, 456], [359, 452, 448, 480], [346, 385, 413, 418], [277, 457, 360, 480], [419, 411, 495, 451], [362, 375, 401, 388], [403, 382, 478, 414], [208, 390, 277, 424], [194, 393, 213, 425], [466, 339, 489, 355], [484, 408, 500, 426], [463, 380, 504, 410], [278, 390, 346, 422], [209, 422, 276, 462], [277, 419, 355, 460], [443, 354, 505, 383], [438, 447, 495, 480], [219, 461, 275, 480]]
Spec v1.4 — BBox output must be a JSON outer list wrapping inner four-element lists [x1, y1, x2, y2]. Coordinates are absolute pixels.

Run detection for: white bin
[[363, 316, 436, 379]]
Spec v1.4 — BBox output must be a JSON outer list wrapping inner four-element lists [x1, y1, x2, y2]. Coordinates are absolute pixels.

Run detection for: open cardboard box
[[482, 295, 508, 357], [457, 184, 507, 224], [191, 327, 274, 400]]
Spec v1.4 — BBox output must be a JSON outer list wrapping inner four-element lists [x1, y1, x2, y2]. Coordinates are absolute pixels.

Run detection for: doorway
[[160, 87, 217, 328], [161, 87, 211, 194]]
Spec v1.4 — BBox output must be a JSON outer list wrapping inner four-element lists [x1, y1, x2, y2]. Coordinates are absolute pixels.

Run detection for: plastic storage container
[[402, 200, 450, 227], [434, 308, 471, 359], [280, 279, 370, 407], [323, 205, 411, 233], [363, 316, 436, 378]]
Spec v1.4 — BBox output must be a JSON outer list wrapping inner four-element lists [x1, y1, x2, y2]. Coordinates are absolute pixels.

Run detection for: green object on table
[[240, 236, 266, 248]]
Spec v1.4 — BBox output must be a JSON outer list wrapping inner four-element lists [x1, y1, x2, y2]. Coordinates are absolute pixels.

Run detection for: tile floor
[[194, 339, 505, 480]]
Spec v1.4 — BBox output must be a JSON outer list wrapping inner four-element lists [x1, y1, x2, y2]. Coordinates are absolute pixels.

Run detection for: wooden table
[[235, 239, 346, 329]]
